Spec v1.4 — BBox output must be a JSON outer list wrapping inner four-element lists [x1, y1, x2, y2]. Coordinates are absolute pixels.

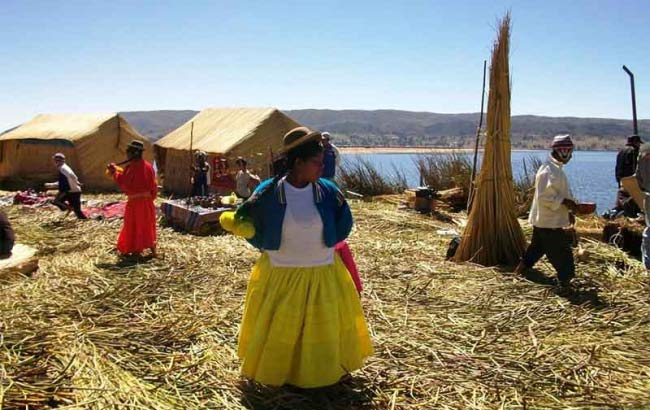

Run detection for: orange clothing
[[112, 159, 157, 254]]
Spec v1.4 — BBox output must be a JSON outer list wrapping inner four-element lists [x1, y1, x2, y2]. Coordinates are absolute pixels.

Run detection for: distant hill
[[115, 109, 650, 150], [285, 109, 650, 150], [119, 110, 198, 142]]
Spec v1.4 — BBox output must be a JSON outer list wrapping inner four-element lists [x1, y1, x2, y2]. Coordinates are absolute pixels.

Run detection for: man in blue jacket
[[321, 132, 340, 182]]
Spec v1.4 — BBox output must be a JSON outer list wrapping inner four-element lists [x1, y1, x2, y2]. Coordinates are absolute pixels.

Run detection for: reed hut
[[0, 113, 153, 191], [154, 107, 301, 195]]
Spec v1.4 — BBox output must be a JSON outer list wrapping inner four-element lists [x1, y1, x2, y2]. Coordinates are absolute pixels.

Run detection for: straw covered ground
[[1, 196, 650, 409]]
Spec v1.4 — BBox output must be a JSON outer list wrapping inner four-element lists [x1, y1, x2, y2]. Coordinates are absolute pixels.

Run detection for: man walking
[[45, 153, 87, 219], [515, 135, 577, 289]]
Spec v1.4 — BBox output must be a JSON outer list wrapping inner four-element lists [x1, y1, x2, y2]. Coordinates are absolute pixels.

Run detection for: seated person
[[0, 210, 15, 259]]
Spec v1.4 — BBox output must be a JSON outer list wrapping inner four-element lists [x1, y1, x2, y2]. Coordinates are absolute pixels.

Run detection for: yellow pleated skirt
[[238, 253, 373, 388]]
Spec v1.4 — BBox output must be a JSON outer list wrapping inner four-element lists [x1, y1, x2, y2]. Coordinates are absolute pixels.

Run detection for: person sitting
[[0, 210, 15, 259], [234, 157, 260, 199]]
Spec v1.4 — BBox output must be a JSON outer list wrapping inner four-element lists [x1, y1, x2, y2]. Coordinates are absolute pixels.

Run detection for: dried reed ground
[[1, 196, 650, 409]]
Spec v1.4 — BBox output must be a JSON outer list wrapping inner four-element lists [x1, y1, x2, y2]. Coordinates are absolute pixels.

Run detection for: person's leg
[[68, 193, 87, 219], [51, 192, 68, 211], [515, 227, 545, 273], [544, 229, 575, 285]]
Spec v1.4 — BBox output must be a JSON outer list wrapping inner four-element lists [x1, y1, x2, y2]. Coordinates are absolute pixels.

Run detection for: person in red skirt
[[107, 140, 158, 257]]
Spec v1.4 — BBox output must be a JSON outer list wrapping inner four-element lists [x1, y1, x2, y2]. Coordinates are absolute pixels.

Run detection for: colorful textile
[[13, 191, 49, 206], [112, 159, 157, 254], [335, 241, 362, 293], [84, 201, 127, 220], [238, 253, 373, 388], [160, 200, 229, 232]]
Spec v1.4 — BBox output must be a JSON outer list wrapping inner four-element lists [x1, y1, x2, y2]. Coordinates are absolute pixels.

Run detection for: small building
[[0, 113, 153, 191], [154, 107, 301, 195]]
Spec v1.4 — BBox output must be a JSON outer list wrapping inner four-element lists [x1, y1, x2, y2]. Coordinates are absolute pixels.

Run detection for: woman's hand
[[107, 163, 117, 174]]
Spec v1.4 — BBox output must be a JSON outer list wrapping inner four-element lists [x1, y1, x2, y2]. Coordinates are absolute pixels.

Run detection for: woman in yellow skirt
[[236, 127, 373, 388]]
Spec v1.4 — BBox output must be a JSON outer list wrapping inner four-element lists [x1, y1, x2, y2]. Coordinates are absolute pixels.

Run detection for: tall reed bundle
[[454, 13, 526, 266]]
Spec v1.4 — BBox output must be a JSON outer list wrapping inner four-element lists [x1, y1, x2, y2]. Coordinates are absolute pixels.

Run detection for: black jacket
[[0, 210, 15, 255], [616, 145, 639, 183]]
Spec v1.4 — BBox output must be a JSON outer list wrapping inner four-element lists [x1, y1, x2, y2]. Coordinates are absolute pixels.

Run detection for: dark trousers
[[0, 239, 13, 258], [191, 182, 209, 197], [522, 227, 575, 282], [53, 192, 87, 219], [191, 174, 209, 197]]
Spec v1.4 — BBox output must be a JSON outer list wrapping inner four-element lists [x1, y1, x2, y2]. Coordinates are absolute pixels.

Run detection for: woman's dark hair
[[286, 139, 324, 170], [236, 139, 323, 220]]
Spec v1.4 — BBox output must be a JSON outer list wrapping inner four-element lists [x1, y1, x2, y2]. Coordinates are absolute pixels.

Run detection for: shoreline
[[339, 147, 473, 154], [338, 146, 617, 154]]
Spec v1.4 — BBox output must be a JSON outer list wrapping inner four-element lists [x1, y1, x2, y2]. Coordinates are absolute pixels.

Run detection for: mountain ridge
[[115, 109, 648, 150]]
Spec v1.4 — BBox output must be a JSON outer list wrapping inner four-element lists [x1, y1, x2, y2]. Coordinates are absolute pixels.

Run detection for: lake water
[[342, 150, 618, 213]]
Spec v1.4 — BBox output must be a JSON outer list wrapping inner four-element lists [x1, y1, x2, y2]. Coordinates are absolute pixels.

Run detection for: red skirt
[[117, 198, 156, 255]]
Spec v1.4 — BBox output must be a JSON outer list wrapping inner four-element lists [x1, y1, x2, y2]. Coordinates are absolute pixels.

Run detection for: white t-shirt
[[236, 170, 253, 197], [267, 179, 334, 267]]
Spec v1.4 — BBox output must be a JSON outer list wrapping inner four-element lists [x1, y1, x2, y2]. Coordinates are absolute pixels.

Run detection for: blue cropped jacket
[[244, 178, 353, 250]]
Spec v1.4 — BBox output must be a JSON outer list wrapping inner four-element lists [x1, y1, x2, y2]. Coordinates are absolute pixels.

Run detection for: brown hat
[[281, 127, 322, 153], [127, 140, 145, 151]]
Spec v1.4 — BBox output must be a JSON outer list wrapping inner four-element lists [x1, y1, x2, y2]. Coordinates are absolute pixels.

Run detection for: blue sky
[[1, 0, 649, 130]]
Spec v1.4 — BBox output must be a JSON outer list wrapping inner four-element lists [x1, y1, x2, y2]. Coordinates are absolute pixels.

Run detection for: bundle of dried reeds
[[454, 13, 526, 266]]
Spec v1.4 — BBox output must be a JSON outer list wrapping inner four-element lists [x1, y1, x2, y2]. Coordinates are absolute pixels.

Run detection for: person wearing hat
[[321, 131, 340, 181], [107, 140, 157, 257], [236, 126, 372, 388], [44, 153, 87, 219], [515, 135, 577, 289], [234, 157, 260, 199], [191, 151, 211, 197], [614, 134, 643, 215], [0, 210, 15, 259], [635, 142, 650, 269]]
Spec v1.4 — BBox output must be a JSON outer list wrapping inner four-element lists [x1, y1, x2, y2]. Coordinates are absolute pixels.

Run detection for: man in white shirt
[[45, 153, 87, 219], [235, 157, 260, 199], [514, 135, 577, 288]]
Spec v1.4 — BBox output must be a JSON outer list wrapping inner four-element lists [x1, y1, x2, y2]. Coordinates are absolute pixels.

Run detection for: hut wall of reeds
[[0, 113, 153, 191], [154, 107, 301, 195]]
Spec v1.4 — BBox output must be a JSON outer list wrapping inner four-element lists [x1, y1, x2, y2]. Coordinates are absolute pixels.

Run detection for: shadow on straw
[[558, 280, 608, 308], [238, 376, 375, 410], [95, 254, 155, 271]]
